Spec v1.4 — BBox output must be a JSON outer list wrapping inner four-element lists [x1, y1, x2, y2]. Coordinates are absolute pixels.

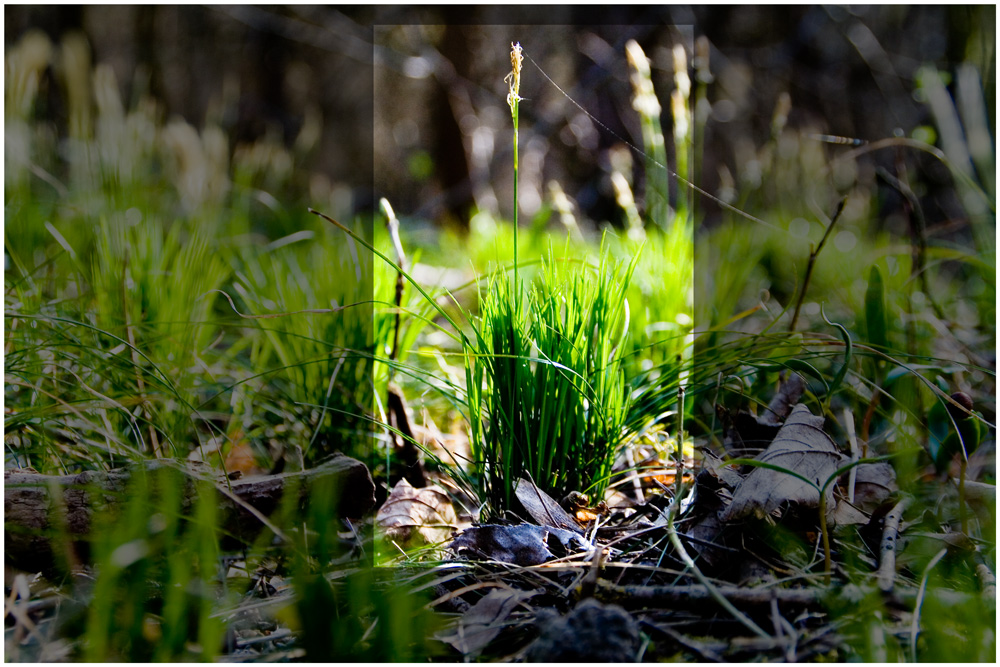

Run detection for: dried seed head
[[671, 45, 693, 142], [694, 35, 712, 83], [625, 40, 661, 118], [671, 88, 689, 140], [506, 42, 523, 115], [771, 91, 792, 138], [611, 171, 636, 209], [625, 39, 649, 78], [672, 44, 690, 99]]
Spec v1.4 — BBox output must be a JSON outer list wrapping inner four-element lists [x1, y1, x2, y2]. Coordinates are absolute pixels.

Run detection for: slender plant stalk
[[788, 197, 847, 332], [380, 198, 407, 370], [506, 42, 523, 510], [507, 43, 522, 259], [664, 494, 771, 640], [959, 457, 968, 534], [674, 385, 685, 500]]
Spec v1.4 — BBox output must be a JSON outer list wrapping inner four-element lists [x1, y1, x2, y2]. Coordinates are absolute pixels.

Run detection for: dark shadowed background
[[6, 5, 994, 232]]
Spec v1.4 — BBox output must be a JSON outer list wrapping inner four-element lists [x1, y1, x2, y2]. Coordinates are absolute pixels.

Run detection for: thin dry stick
[[379, 198, 421, 485], [959, 456, 969, 534], [427, 581, 514, 609], [877, 496, 911, 593], [624, 446, 645, 504], [770, 595, 798, 662], [818, 490, 833, 585], [789, 197, 847, 333], [974, 556, 996, 600], [869, 611, 889, 662], [859, 381, 885, 449]]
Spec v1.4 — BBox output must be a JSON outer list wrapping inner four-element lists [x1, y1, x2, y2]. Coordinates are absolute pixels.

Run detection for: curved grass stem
[[664, 497, 772, 641]]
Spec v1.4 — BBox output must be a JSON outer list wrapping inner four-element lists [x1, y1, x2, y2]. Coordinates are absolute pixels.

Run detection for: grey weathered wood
[[4, 454, 374, 571]]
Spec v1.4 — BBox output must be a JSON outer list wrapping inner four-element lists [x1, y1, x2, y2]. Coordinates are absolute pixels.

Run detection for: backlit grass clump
[[466, 245, 638, 513]]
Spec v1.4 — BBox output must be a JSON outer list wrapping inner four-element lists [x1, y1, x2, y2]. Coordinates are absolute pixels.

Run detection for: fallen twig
[[577, 545, 607, 600], [594, 580, 975, 611], [597, 580, 818, 607], [973, 555, 996, 600], [235, 628, 294, 648], [877, 496, 910, 593]]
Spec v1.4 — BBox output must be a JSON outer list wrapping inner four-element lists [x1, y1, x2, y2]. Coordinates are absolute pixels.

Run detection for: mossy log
[[4, 454, 374, 572]]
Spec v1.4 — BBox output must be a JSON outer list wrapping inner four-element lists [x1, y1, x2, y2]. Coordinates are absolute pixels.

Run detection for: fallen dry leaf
[[849, 462, 897, 512], [832, 498, 870, 525], [763, 373, 806, 424], [375, 478, 457, 549], [436, 587, 537, 656], [833, 462, 897, 525], [684, 470, 736, 569], [450, 524, 592, 566], [514, 478, 583, 534], [720, 404, 848, 522], [700, 447, 744, 489]]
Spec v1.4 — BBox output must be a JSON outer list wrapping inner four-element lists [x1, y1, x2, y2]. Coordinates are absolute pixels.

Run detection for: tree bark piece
[[4, 454, 374, 571]]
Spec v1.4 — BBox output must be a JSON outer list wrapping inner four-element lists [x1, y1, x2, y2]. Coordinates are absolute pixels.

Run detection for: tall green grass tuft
[[90, 214, 230, 452], [232, 225, 372, 466], [460, 43, 639, 513], [466, 243, 638, 513]]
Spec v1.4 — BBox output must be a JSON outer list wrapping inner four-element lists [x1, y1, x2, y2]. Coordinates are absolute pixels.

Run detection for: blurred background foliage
[[6, 5, 994, 233]]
